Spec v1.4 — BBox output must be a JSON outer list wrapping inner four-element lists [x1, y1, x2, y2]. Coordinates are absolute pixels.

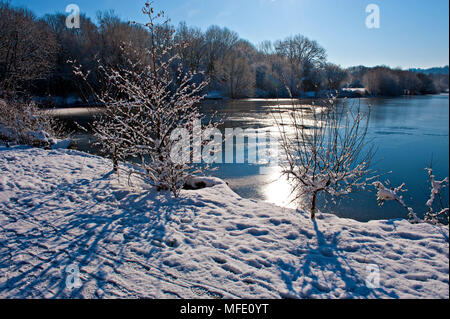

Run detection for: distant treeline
[[410, 66, 449, 75], [1, 1, 448, 101]]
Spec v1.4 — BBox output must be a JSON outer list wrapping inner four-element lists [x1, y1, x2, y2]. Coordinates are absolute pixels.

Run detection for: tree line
[[0, 1, 448, 101]]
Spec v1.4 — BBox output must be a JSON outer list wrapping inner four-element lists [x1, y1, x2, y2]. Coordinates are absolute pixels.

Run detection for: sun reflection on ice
[[260, 165, 299, 209]]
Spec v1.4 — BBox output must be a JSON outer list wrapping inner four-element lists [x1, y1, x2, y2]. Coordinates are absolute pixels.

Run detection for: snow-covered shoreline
[[0, 146, 448, 298]]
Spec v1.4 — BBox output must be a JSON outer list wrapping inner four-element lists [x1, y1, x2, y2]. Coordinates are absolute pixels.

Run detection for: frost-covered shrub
[[373, 167, 449, 225], [0, 98, 65, 147], [73, 3, 216, 197], [275, 97, 374, 219]]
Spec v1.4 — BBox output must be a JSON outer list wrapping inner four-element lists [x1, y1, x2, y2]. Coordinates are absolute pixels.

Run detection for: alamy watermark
[[65, 263, 82, 289], [366, 4, 380, 29], [365, 264, 380, 289], [170, 119, 279, 175], [65, 4, 80, 29]]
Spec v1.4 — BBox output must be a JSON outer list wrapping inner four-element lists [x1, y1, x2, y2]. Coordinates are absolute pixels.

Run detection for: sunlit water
[[53, 95, 449, 222]]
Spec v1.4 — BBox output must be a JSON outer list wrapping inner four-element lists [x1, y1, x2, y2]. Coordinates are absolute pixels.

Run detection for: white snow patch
[[0, 146, 448, 299]]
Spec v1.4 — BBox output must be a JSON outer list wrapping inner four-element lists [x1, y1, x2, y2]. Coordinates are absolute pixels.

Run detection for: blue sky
[[10, 0, 449, 69]]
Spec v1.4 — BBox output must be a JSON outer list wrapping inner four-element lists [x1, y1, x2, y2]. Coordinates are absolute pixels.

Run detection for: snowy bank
[[0, 147, 448, 298]]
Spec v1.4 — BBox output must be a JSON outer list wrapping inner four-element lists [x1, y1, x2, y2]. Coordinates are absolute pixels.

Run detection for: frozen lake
[[53, 94, 449, 222]]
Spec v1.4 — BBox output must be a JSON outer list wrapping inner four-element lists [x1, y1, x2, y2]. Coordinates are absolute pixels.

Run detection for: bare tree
[[44, 13, 100, 96], [0, 2, 58, 95], [175, 22, 205, 72], [215, 41, 256, 98], [416, 73, 437, 95], [257, 40, 274, 56], [324, 63, 348, 91], [204, 25, 239, 77], [274, 34, 326, 97], [275, 97, 374, 219], [363, 68, 402, 96], [98, 10, 151, 67]]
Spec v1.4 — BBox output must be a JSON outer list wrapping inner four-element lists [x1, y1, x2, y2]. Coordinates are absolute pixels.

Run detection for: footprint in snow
[[190, 286, 223, 299], [212, 256, 227, 264], [247, 228, 269, 236]]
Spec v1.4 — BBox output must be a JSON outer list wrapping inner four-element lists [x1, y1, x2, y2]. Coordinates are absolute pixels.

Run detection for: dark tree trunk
[[113, 157, 118, 173], [311, 191, 317, 220], [112, 146, 118, 173]]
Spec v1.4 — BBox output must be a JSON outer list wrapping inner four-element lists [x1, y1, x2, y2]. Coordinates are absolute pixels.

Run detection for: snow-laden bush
[[73, 3, 217, 197], [0, 98, 65, 147], [275, 97, 375, 219], [373, 167, 449, 225]]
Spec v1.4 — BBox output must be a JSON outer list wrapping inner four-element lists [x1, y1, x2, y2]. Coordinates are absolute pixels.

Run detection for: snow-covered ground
[[0, 146, 448, 298]]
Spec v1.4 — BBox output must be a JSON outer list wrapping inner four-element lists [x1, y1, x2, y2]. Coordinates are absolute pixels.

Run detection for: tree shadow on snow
[[277, 220, 399, 299], [0, 170, 195, 298]]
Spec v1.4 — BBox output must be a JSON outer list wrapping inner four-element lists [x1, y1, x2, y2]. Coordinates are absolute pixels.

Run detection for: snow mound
[[0, 124, 71, 149], [0, 147, 448, 299], [50, 139, 72, 150]]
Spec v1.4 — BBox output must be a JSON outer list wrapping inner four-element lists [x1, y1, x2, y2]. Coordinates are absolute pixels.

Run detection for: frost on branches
[[373, 167, 449, 225], [0, 98, 65, 148], [275, 97, 375, 219], [372, 181, 419, 222], [424, 168, 449, 223], [73, 2, 215, 196]]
